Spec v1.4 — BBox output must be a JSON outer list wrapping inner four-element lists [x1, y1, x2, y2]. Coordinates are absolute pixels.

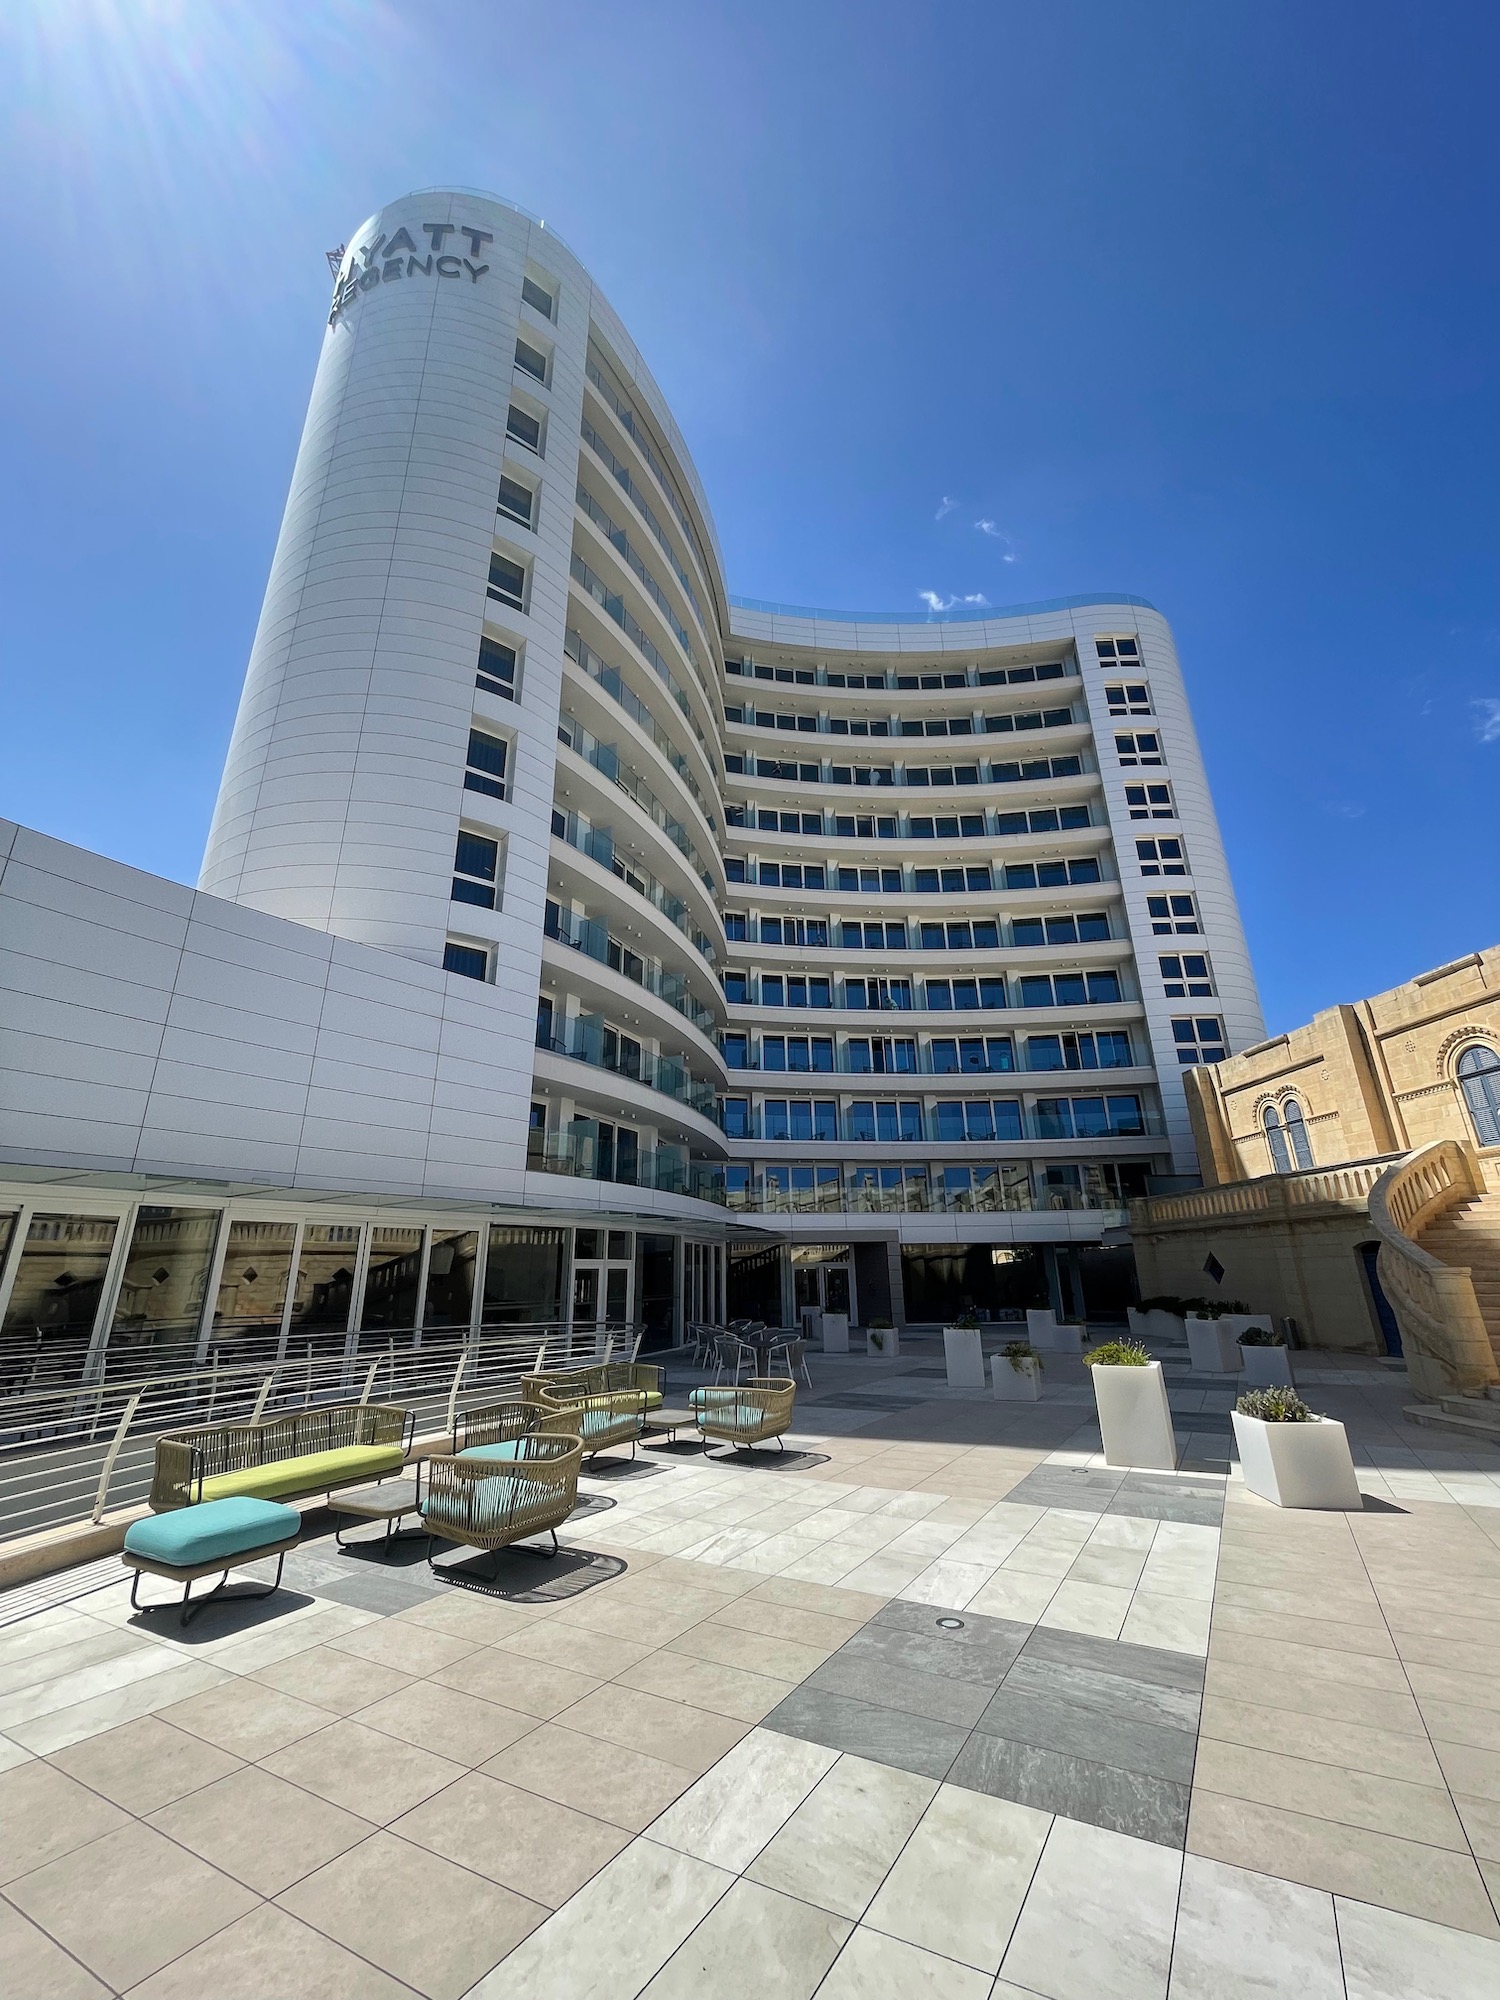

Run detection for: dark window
[[1458, 1045, 1500, 1147], [443, 941, 488, 980], [497, 475, 534, 527], [487, 552, 527, 610], [464, 728, 507, 800], [506, 403, 542, 452], [477, 636, 517, 700], [514, 336, 548, 382], [521, 275, 555, 319]]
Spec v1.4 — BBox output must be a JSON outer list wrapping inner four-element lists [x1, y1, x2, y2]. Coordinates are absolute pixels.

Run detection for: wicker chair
[[454, 1399, 580, 1457], [691, 1377, 796, 1453], [600, 1362, 664, 1410], [521, 1367, 648, 1460], [422, 1435, 583, 1572], [768, 1335, 813, 1388]]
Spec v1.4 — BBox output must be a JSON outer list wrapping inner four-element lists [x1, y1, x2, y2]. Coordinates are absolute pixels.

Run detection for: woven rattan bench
[[150, 1404, 413, 1511]]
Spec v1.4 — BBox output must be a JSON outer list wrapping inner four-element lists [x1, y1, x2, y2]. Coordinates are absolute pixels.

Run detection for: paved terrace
[[2, 1339, 1500, 1998]]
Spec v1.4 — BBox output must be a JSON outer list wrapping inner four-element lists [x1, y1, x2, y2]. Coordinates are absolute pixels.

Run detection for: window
[[1457, 1045, 1500, 1147], [464, 728, 507, 800], [1159, 953, 1214, 998], [487, 552, 527, 611], [723, 972, 749, 1004], [724, 913, 747, 941], [844, 976, 912, 1010], [1018, 971, 1122, 1007], [723, 1033, 748, 1069], [1095, 636, 1139, 661], [1105, 683, 1152, 715], [514, 336, 549, 383], [1283, 1098, 1314, 1169], [1124, 782, 1175, 820], [452, 831, 499, 908], [1136, 837, 1186, 876], [497, 474, 534, 528], [1147, 893, 1200, 935], [506, 402, 542, 452], [521, 274, 555, 319], [1171, 1017, 1227, 1066], [1114, 731, 1162, 766], [1263, 1104, 1293, 1174], [476, 636, 517, 700], [443, 940, 489, 981], [723, 1098, 751, 1138], [1026, 1031, 1129, 1071]]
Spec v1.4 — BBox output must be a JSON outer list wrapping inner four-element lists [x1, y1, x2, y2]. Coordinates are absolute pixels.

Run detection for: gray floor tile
[[974, 1685, 1197, 1782], [1018, 1624, 1206, 1693], [1000, 1653, 1201, 1735], [949, 1731, 1191, 1847], [804, 1653, 994, 1729], [1108, 1494, 1224, 1527], [312, 1570, 444, 1615], [1003, 1470, 1125, 1511], [763, 1685, 967, 1780], [871, 1601, 1031, 1680]]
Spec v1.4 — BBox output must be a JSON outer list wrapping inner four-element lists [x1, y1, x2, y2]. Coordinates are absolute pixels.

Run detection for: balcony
[[549, 809, 717, 961], [720, 1099, 1161, 1144], [536, 1024, 721, 1123], [528, 1128, 725, 1202]]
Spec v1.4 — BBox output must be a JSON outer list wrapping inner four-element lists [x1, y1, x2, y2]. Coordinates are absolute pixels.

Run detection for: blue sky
[[2, 0, 1497, 1035]]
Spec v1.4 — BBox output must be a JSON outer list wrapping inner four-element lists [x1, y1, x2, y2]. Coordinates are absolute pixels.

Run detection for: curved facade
[[0, 180, 1272, 1352]]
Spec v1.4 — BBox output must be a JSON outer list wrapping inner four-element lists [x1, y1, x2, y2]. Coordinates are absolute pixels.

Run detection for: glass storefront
[[107, 1207, 222, 1371], [211, 1220, 297, 1357], [424, 1230, 479, 1328], [287, 1224, 361, 1346], [0, 1213, 119, 1387], [481, 1227, 564, 1324], [360, 1227, 423, 1331]]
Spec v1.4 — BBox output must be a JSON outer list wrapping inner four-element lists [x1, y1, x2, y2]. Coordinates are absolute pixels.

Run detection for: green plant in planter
[[868, 1316, 893, 1328], [1003, 1341, 1041, 1372], [1237, 1386, 1313, 1422], [1084, 1339, 1151, 1368], [952, 1311, 981, 1329], [1237, 1327, 1287, 1347]]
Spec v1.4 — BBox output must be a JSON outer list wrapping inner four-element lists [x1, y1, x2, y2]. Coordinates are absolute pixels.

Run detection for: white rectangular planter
[[1232, 1411, 1362, 1509], [1240, 1344, 1295, 1387], [1185, 1317, 1242, 1373], [1026, 1309, 1058, 1343], [1128, 1308, 1186, 1343], [865, 1327, 899, 1359], [820, 1312, 849, 1354], [1091, 1360, 1177, 1470], [1028, 1315, 1085, 1356], [993, 1354, 1042, 1400], [943, 1327, 987, 1389]]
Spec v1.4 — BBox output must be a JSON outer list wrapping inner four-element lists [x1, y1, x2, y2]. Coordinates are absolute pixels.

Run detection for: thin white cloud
[[919, 589, 990, 612], [1474, 698, 1500, 743], [974, 518, 1018, 562], [1321, 801, 1366, 819], [935, 495, 958, 521], [975, 517, 1000, 536]]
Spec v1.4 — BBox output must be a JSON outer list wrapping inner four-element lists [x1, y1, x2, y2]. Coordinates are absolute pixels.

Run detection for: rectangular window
[[1172, 1016, 1228, 1065], [487, 552, 527, 611], [477, 636, 517, 700], [723, 1098, 751, 1138], [521, 274, 555, 319], [443, 940, 489, 980], [1086, 970, 1123, 1003], [506, 402, 542, 452], [1124, 782, 1175, 820], [724, 913, 747, 941], [1159, 952, 1214, 998], [723, 972, 749, 1004], [497, 474, 534, 527], [514, 336, 549, 382], [1105, 682, 1152, 715], [725, 858, 746, 884], [762, 976, 785, 1006], [1136, 837, 1186, 876], [1114, 731, 1162, 766], [464, 728, 507, 800], [723, 1033, 749, 1068], [452, 830, 499, 908], [1019, 975, 1054, 1008], [1147, 893, 1201, 935], [1095, 636, 1139, 660]]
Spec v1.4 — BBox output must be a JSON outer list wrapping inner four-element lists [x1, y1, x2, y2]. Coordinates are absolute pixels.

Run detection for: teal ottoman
[[123, 1496, 301, 1626]]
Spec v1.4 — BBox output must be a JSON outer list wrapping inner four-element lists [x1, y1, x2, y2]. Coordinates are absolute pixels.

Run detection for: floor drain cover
[[936, 1616, 965, 1630]]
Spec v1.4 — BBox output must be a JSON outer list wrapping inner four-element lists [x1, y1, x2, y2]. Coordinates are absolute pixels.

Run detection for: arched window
[[1457, 1044, 1500, 1148], [1283, 1098, 1314, 1171], [1262, 1104, 1292, 1174]]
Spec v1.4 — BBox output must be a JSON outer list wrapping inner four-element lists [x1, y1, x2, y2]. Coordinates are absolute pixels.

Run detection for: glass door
[[570, 1229, 634, 1357]]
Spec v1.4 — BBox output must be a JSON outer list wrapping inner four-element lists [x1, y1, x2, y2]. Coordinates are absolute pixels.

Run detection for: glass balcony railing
[[565, 627, 717, 820], [719, 1101, 1161, 1144], [543, 901, 720, 1038], [536, 1026, 720, 1124], [557, 713, 715, 888], [550, 809, 717, 961], [529, 1129, 725, 1202]]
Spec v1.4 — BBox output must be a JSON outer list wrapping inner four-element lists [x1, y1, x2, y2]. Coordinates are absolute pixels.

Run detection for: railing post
[[445, 1350, 468, 1441], [250, 1368, 277, 1424], [360, 1359, 381, 1407], [92, 1389, 144, 1524]]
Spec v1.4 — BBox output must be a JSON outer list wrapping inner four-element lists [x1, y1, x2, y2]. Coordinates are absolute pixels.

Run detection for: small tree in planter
[[1231, 1387, 1361, 1509], [865, 1315, 900, 1359], [1084, 1339, 1176, 1469], [993, 1340, 1043, 1401], [942, 1311, 985, 1388], [1238, 1325, 1294, 1387]]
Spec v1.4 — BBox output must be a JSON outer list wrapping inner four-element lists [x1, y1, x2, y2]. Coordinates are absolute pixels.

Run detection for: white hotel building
[[0, 188, 1262, 1368]]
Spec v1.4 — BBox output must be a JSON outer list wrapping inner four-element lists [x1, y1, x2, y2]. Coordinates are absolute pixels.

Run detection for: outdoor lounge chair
[[520, 1366, 648, 1460], [421, 1434, 583, 1573], [689, 1377, 797, 1453], [454, 1398, 580, 1459]]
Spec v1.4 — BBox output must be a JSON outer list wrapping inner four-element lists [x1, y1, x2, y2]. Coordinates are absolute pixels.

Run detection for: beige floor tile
[[431, 1645, 600, 1718], [548, 1593, 708, 1645], [0, 1758, 131, 1883], [1403, 1660, 1500, 1716], [160, 1677, 332, 1759], [1211, 1580, 1383, 1626], [394, 1592, 550, 1640], [816, 1924, 993, 1998], [1002, 1815, 1181, 2000], [749, 1577, 889, 1621], [261, 1716, 466, 1821], [641, 1877, 851, 1998], [326, 1621, 478, 1677], [1193, 1736, 1467, 1849], [0, 1623, 156, 1701], [393, 1769, 630, 1906], [47, 1713, 242, 1814], [464, 1834, 733, 2000], [1202, 1658, 1424, 1735], [125, 1902, 419, 1999], [648, 1728, 838, 1871], [1199, 1695, 1445, 1785], [613, 1648, 795, 1723], [250, 1644, 414, 1715], [1209, 1631, 1411, 1693], [1186, 1791, 1500, 1938], [1416, 1698, 1500, 1752], [1335, 1893, 1500, 2000], [8, 1818, 257, 1992], [482, 1721, 695, 1831], [665, 1619, 829, 1683], [4, 1657, 231, 1757], [1211, 1604, 1398, 1658], [353, 1677, 537, 1765], [0, 1638, 193, 1732], [749, 1754, 937, 1920], [557, 1681, 748, 1774], [0, 1890, 109, 1999], [278, 1829, 544, 2000], [148, 1761, 374, 1895], [1435, 1738, 1500, 1803], [1452, 1790, 1500, 1862], [201, 1603, 380, 1676], [495, 1618, 652, 1679], [866, 1783, 1050, 1973]]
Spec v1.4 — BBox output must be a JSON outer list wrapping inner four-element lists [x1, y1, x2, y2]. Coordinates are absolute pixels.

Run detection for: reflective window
[[108, 1207, 221, 1367], [288, 1224, 361, 1338], [425, 1231, 479, 1328], [1283, 1099, 1314, 1171], [211, 1220, 296, 1350], [1263, 1105, 1293, 1174], [360, 1228, 424, 1331], [0, 1213, 119, 1376], [1458, 1045, 1500, 1147], [483, 1226, 564, 1324]]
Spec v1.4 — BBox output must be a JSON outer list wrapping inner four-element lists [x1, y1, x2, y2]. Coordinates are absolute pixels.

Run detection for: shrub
[[1003, 1341, 1040, 1371], [1237, 1386, 1313, 1423], [1084, 1339, 1151, 1368], [951, 1311, 980, 1329], [868, 1315, 893, 1329], [1237, 1326, 1287, 1347]]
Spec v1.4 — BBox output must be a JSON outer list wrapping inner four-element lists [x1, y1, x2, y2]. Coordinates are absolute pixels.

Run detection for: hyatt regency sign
[[330, 222, 492, 323]]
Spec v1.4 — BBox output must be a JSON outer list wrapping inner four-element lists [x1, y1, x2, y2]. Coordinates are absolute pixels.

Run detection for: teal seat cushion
[[582, 1408, 632, 1439], [690, 1392, 765, 1427], [459, 1439, 528, 1464], [126, 1497, 300, 1569]]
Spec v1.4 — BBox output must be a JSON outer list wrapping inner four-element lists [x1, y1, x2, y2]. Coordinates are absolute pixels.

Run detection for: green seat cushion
[[126, 1497, 300, 1569], [459, 1439, 528, 1464], [199, 1442, 405, 1504], [642, 1388, 663, 1410]]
